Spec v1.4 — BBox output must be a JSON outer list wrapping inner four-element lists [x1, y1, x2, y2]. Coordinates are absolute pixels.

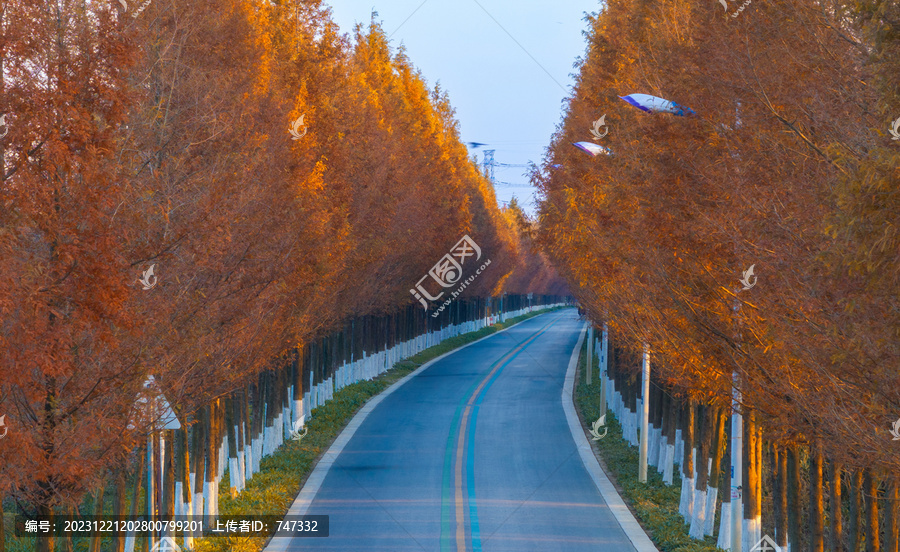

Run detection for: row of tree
[[31, 297, 565, 552], [0, 0, 566, 545], [539, 0, 899, 550], [599, 340, 896, 552]]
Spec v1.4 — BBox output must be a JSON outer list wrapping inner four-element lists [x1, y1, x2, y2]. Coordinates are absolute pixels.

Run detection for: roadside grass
[[193, 306, 567, 552], [574, 337, 721, 552]]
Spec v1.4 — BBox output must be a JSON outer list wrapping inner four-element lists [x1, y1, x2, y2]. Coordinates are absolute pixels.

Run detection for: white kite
[[619, 94, 696, 117], [572, 142, 612, 157]]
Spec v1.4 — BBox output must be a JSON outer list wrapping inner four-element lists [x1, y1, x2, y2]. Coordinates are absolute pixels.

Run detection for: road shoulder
[[561, 322, 659, 552]]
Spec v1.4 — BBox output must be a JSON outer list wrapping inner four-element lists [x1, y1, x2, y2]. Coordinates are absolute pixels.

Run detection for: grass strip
[[573, 336, 721, 552], [194, 306, 567, 552]]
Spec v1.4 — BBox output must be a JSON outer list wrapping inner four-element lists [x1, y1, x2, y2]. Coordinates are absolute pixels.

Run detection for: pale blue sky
[[326, 0, 600, 215]]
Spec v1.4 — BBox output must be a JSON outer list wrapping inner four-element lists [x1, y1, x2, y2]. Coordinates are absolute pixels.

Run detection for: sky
[[325, 0, 601, 216]]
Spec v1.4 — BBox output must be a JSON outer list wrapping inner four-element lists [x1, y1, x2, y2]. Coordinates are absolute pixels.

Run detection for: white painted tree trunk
[[648, 425, 659, 469], [192, 479, 203, 540], [679, 476, 695, 521], [236, 430, 246, 491], [229, 456, 240, 493], [717, 498, 732, 550], [663, 444, 675, 485], [203, 480, 212, 517], [174, 482, 183, 516], [656, 431, 668, 470], [244, 435, 254, 483], [689, 488, 707, 538], [211, 478, 219, 518], [674, 429, 683, 468], [218, 436, 226, 479], [254, 428, 263, 473], [183, 479, 194, 550], [743, 516, 761, 552], [704, 487, 718, 536]]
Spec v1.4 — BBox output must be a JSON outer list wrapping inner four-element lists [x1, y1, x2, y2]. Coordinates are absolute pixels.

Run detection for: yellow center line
[[455, 405, 471, 550], [452, 324, 554, 551]]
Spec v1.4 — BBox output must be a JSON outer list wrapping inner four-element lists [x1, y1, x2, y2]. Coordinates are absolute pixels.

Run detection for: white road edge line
[[263, 309, 563, 552], [562, 322, 660, 552]]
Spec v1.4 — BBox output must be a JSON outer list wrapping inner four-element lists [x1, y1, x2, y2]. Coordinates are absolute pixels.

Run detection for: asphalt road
[[278, 309, 647, 552]]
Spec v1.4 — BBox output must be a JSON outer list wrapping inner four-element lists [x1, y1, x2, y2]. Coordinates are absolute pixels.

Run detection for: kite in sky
[[619, 94, 696, 116], [572, 142, 612, 157]]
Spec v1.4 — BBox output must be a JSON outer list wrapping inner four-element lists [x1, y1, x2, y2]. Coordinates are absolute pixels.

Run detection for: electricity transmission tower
[[481, 149, 528, 186]]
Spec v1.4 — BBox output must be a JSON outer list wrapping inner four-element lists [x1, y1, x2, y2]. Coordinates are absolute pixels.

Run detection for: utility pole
[[731, 297, 743, 551], [639, 344, 650, 483], [599, 324, 608, 417], [586, 324, 594, 384]]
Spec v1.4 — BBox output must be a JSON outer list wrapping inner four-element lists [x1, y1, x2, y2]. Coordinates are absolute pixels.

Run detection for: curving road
[[270, 309, 656, 552]]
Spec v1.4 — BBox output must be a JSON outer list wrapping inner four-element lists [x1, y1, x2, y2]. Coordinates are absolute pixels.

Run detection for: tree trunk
[[886, 478, 898, 552], [124, 447, 145, 552], [851, 469, 864, 552], [679, 400, 695, 522], [192, 410, 205, 541], [225, 396, 238, 496], [775, 446, 788, 549], [179, 425, 192, 549], [36, 503, 55, 552], [164, 430, 175, 538], [174, 427, 183, 518], [690, 405, 713, 538], [832, 461, 844, 552], [788, 445, 801, 552], [810, 444, 825, 552], [664, 392, 677, 485], [656, 391, 669, 468], [235, 389, 246, 490], [705, 407, 724, 537], [743, 410, 761, 549], [89, 484, 105, 552], [865, 469, 880, 552], [36, 382, 58, 552], [716, 413, 732, 551], [65, 506, 74, 552], [203, 403, 215, 519], [113, 468, 127, 552]]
